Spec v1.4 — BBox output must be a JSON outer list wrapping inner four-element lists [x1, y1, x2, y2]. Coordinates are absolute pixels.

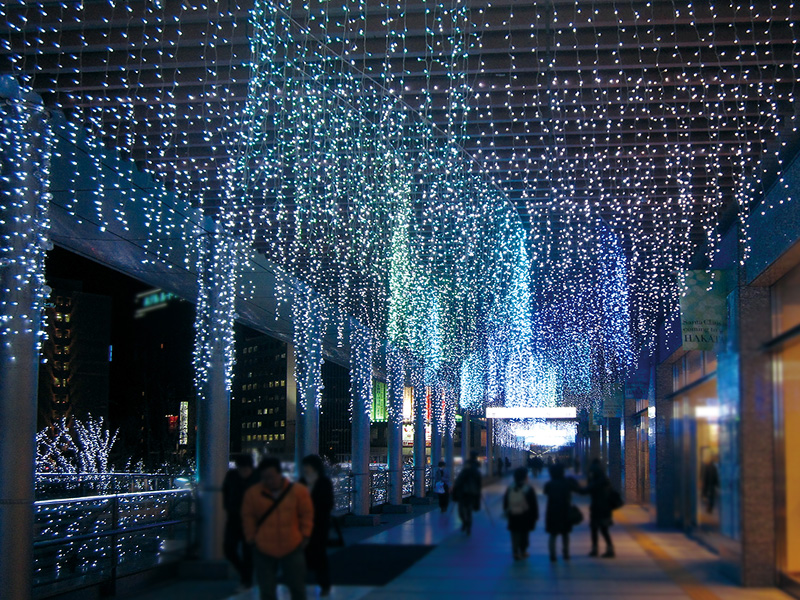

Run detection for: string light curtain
[[3, 1, 800, 414]]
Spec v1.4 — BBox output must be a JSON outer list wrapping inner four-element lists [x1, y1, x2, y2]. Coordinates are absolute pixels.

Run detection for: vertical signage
[[678, 270, 727, 351]]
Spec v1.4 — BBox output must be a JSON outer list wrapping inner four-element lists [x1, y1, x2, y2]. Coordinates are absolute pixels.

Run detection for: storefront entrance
[[671, 352, 721, 549], [773, 262, 800, 595]]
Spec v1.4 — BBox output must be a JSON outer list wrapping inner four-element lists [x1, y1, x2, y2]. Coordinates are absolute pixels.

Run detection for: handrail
[[33, 517, 196, 549], [35, 487, 191, 506]]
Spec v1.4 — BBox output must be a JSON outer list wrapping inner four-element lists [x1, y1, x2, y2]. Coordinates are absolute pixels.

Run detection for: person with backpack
[[503, 467, 539, 560], [580, 458, 618, 558], [452, 452, 482, 535], [433, 460, 451, 513], [241, 456, 314, 600]]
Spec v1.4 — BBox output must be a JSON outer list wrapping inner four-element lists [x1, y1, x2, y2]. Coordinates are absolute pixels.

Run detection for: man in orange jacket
[[242, 456, 314, 600]]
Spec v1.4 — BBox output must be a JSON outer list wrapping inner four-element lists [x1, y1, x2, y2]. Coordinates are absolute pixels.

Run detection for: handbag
[[569, 504, 584, 526], [607, 487, 624, 511]]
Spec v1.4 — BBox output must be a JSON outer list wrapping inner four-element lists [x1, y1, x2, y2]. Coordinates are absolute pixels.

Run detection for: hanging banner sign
[[601, 387, 624, 418], [624, 371, 649, 401], [588, 408, 600, 431], [678, 270, 727, 352]]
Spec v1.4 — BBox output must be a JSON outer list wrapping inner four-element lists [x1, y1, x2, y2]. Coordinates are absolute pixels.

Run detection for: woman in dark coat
[[301, 454, 335, 596], [582, 458, 615, 557], [503, 467, 539, 560], [543, 462, 580, 561]]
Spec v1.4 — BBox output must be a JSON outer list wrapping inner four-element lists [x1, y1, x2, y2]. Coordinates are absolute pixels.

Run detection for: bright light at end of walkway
[[486, 406, 577, 420]]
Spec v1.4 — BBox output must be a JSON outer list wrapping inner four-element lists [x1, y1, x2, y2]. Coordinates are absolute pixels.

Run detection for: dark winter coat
[[222, 469, 259, 518], [503, 483, 539, 532], [583, 467, 613, 525], [453, 463, 482, 510], [301, 475, 335, 570], [543, 476, 579, 534]]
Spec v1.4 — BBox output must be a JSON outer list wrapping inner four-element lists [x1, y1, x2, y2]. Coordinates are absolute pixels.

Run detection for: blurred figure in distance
[[452, 452, 482, 535], [433, 460, 451, 513], [300, 454, 335, 597], [222, 453, 259, 590], [543, 462, 580, 562], [503, 466, 539, 560]]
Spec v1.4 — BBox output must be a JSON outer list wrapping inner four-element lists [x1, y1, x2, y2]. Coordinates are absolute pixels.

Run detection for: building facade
[[38, 279, 111, 428], [231, 327, 294, 457], [619, 150, 800, 594]]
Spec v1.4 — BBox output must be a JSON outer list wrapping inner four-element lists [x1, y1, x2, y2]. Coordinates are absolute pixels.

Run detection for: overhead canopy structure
[[2, 0, 798, 410]]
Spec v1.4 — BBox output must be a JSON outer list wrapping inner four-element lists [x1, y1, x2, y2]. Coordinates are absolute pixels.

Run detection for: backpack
[[507, 485, 529, 516]]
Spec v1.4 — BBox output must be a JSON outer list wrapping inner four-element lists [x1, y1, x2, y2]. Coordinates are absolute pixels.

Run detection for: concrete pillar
[[608, 417, 622, 493], [292, 297, 323, 469], [350, 321, 373, 515], [386, 347, 404, 505], [655, 361, 675, 528], [624, 396, 639, 503], [461, 410, 471, 464], [195, 223, 235, 562], [588, 429, 601, 461], [412, 364, 427, 497], [719, 286, 774, 586], [430, 386, 442, 470], [0, 80, 50, 600], [485, 417, 494, 477], [444, 387, 456, 477]]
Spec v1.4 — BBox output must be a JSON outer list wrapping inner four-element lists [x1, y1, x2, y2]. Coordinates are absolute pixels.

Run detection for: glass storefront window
[[774, 262, 800, 582], [774, 263, 800, 335], [672, 375, 722, 546]]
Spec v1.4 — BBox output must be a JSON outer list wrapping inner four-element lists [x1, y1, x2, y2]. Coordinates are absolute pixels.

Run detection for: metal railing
[[334, 464, 433, 514], [33, 487, 196, 598], [35, 473, 187, 500], [31, 465, 433, 597]]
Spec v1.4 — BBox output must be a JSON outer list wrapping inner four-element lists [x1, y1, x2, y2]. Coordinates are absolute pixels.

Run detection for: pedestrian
[[222, 453, 259, 590], [581, 458, 615, 558], [242, 456, 313, 600], [496, 456, 504, 476], [452, 452, 482, 535], [504, 456, 511, 473], [503, 467, 539, 560], [543, 462, 580, 561], [300, 454, 334, 597], [433, 460, 451, 513], [701, 454, 720, 514]]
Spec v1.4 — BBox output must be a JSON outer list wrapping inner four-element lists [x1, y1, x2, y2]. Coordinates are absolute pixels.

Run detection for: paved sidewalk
[[131, 476, 791, 600], [357, 479, 790, 600]]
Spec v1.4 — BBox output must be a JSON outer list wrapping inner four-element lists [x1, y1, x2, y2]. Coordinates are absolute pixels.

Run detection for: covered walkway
[[133, 476, 789, 600]]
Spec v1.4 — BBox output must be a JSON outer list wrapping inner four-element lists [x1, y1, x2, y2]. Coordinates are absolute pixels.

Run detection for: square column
[[718, 286, 774, 585], [430, 385, 443, 470], [350, 321, 373, 515], [608, 417, 622, 493], [444, 386, 456, 477], [0, 81, 51, 600], [194, 223, 236, 562], [655, 361, 675, 528], [461, 410, 471, 464], [485, 416, 494, 477], [624, 396, 639, 503], [411, 363, 427, 497], [386, 347, 405, 505], [292, 294, 323, 468]]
